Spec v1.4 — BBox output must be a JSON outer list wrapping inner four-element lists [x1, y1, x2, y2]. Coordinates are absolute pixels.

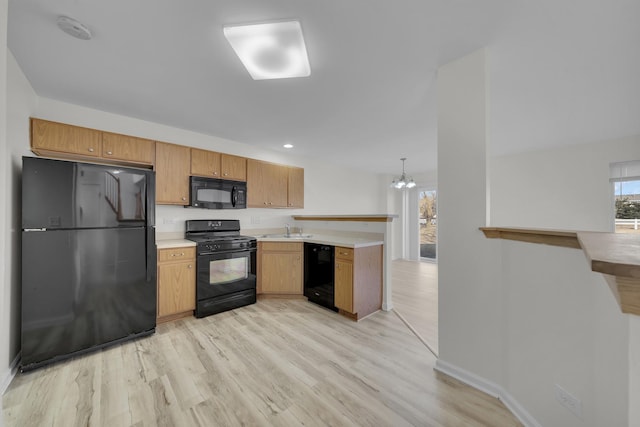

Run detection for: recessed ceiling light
[[283, 143, 294, 149], [223, 20, 310, 80]]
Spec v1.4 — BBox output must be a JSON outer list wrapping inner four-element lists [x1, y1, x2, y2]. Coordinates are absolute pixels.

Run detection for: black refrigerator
[[21, 157, 157, 371]]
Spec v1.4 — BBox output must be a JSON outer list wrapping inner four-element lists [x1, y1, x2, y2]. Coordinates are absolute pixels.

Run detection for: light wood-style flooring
[[391, 259, 439, 355], [2, 299, 520, 426]]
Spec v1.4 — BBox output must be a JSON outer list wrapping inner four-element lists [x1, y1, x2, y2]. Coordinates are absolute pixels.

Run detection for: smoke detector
[[56, 16, 92, 40]]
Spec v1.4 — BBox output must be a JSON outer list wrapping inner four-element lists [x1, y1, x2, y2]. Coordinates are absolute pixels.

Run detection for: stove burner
[[185, 219, 256, 255]]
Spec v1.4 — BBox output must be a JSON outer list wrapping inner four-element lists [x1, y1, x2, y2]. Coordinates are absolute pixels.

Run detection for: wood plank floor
[[391, 260, 439, 355], [2, 299, 521, 426]]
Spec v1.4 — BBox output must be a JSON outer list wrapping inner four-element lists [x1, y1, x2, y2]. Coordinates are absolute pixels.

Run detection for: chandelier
[[390, 158, 416, 189]]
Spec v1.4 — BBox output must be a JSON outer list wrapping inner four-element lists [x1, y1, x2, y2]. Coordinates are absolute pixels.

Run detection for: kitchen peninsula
[[156, 214, 395, 323]]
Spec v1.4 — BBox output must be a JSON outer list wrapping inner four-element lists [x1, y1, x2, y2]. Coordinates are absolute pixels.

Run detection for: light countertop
[[156, 239, 196, 249], [155, 232, 384, 249], [252, 234, 383, 248]]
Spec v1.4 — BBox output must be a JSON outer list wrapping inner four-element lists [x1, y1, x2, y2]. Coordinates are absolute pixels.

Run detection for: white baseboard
[[434, 359, 542, 427], [1, 352, 20, 396]]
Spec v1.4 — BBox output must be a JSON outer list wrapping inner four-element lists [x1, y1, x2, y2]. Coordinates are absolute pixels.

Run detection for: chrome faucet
[[285, 223, 291, 237]]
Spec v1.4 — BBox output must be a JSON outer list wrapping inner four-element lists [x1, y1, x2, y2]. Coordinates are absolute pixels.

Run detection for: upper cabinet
[[31, 118, 102, 158], [287, 166, 304, 208], [156, 142, 191, 205], [247, 159, 288, 208], [31, 118, 155, 166], [191, 148, 221, 177], [102, 132, 155, 165], [30, 118, 303, 209], [221, 154, 247, 181], [247, 160, 305, 208], [191, 149, 247, 181]]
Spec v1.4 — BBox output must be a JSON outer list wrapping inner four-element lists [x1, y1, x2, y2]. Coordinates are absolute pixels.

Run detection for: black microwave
[[189, 176, 247, 209]]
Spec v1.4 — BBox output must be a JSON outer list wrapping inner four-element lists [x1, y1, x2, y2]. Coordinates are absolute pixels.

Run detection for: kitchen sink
[[258, 234, 313, 239]]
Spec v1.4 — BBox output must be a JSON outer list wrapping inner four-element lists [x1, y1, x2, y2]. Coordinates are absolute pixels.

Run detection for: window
[[611, 161, 640, 234], [419, 190, 437, 259]]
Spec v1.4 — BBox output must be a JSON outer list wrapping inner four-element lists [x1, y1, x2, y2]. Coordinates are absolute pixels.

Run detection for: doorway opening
[[419, 190, 437, 261]]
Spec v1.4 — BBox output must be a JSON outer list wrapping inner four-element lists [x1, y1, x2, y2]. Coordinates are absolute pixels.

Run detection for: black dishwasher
[[304, 243, 337, 311]]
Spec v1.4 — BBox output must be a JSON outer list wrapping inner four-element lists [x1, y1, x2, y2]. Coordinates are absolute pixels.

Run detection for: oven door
[[196, 248, 256, 301]]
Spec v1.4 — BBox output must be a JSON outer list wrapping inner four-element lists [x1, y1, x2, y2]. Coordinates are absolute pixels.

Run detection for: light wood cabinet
[[191, 148, 221, 177], [191, 149, 247, 181], [334, 245, 383, 320], [156, 142, 191, 205], [287, 166, 304, 208], [247, 159, 289, 208], [31, 118, 102, 158], [157, 247, 196, 322], [257, 242, 303, 295], [221, 154, 247, 181], [102, 132, 155, 164]]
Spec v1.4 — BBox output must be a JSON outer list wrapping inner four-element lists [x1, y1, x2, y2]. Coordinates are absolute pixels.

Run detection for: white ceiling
[[7, 1, 640, 176]]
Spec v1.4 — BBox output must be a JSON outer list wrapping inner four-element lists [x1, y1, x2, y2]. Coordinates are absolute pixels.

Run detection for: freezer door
[[22, 157, 149, 229], [21, 227, 156, 369]]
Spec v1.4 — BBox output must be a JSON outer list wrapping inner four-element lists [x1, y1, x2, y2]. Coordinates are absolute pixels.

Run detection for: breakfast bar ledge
[[481, 226, 640, 316]]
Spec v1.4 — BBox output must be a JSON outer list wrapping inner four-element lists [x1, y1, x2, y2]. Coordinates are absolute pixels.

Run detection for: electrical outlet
[[163, 218, 179, 225], [555, 384, 582, 418]]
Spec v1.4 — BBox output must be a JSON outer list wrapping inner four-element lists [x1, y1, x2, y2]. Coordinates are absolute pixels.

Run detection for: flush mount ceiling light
[[391, 158, 416, 190], [283, 143, 294, 148], [223, 20, 310, 80], [56, 16, 92, 40]]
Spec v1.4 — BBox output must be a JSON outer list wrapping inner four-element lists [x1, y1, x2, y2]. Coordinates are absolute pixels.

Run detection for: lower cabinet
[[334, 245, 383, 320], [157, 247, 196, 322], [257, 242, 303, 295]]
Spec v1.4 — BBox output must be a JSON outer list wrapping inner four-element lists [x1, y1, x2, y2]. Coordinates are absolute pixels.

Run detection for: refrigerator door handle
[[24, 228, 47, 232]]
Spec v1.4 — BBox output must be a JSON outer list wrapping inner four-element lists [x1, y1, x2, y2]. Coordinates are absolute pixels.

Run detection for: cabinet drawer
[[260, 242, 303, 252], [335, 246, 354, 261], [158, 247, 196, 263]]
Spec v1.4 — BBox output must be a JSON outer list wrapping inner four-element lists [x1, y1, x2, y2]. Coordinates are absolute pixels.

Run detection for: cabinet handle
[[223, 173, 228, 176], [182, 197, 187, 201], [171, 252, 185, 257], [88, 148, 94, 152], [213, 172, 217, 175], [106, 151, 113, 155], [188, 264, 193, 269]]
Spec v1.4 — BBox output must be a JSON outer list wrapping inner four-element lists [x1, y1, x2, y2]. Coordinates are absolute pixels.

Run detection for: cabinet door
[[157, 261, 196, 317], [334, 259, 354, 312], [287, 166, 304, 208], [191, 148, 221, 177], [260, 251, 303, 294], [267, 163, 289, 207], [247, 159, 267, 207], [221, 154, 247, 181], [247, 160, 290, 208], [31, 118, 102, 157], [156, 142, 191, 205], [102, 132, 155, 164]]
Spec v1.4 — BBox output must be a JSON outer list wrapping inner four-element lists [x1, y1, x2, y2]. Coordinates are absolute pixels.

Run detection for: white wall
[[3, 50, 37, 384], [33, 97, 388, 235], [436, 49, 505, 384], [491, 136, 640, 231], [501, 241, 627, 427], [0, 0, 10, 395], [436, 48, 632, 427]]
